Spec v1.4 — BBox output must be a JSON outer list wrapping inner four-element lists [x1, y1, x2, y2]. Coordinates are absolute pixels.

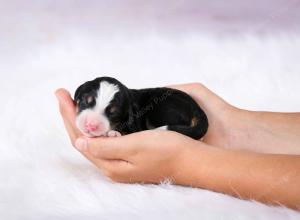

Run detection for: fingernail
[[75, 138, 87, 151]]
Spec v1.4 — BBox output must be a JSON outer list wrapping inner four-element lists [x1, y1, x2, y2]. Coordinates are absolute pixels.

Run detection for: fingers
[[75, 137, 134, 181], [95, 159, 134, 182], [75, 135, 138, 160], [167, 82, 228, 112], [75, 137, 135, 181], [55, 88, 82, 145], [167, 82, 204, 92]]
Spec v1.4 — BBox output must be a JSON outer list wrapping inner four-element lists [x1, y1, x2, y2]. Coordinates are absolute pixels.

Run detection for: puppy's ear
[[74, 81, 91, 101]]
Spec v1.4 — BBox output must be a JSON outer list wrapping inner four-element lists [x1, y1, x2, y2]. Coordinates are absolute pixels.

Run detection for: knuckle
[[192, 82, 203, 89]]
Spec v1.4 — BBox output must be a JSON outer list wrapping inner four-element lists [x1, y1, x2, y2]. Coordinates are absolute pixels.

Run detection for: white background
[[1, 0, 300, 219]]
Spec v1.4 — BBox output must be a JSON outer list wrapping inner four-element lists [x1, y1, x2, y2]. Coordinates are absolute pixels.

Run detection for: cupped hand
[[168, 83, 240, 148], [55, 82, 241, 183], [80, 130, 199, 184], [55, 87, 300, 209], [55, 88, 202, 183]]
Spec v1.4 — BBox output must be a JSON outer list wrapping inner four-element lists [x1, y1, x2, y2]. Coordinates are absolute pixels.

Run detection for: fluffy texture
[[1, 1, 300, 219]]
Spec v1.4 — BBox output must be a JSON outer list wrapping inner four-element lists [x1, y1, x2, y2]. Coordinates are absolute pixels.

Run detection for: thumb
[[55, 88, 82, 145]]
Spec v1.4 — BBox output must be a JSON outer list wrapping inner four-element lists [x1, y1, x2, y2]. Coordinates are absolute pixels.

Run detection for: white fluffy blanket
[[1, 1, 300, 219]]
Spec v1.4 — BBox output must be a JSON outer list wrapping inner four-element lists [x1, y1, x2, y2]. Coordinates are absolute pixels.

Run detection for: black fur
[[74, 77, 208, 139]]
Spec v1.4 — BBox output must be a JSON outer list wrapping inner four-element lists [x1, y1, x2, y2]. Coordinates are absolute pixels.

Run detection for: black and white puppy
[[74, 77, 208, 139]]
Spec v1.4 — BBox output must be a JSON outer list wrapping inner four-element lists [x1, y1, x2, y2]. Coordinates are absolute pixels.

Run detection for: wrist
[[230, 110, 300, 154], [171, 141, 210, 187], [216, 107, 255, 150], [221, 108, 288, 153]]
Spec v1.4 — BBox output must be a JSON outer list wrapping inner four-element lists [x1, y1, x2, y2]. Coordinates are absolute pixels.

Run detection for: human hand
[[168, 83, 241, 149], [78, 130, 201, 184], [55, 88, 300, 209], [55, 88, 203, 183]]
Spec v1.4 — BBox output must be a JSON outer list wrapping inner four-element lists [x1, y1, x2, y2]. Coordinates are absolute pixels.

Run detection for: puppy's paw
[[107, 130, 122, 137]]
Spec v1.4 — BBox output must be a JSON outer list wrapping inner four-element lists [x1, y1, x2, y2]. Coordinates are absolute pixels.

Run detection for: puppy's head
[[74, 77, 131, 137]]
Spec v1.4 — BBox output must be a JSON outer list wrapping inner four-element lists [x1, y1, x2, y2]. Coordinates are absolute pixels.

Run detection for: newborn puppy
[[74, 77, 208, 139]]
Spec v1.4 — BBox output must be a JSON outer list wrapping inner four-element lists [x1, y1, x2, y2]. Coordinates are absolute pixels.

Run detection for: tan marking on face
[[86, 96, 93, 104], [190, 117, 198, 127], [109, 105, 117, 113]]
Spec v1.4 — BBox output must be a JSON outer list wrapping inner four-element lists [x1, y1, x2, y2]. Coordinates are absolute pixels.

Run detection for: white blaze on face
[[76, 81, 119, 137], [95, 81, 119, 114]]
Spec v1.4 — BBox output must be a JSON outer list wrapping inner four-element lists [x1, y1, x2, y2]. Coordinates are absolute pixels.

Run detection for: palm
[[169, 83, 238, 149]]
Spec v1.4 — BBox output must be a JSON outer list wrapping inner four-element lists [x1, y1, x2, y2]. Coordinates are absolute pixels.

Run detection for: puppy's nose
[[85, 121, 102, 132]]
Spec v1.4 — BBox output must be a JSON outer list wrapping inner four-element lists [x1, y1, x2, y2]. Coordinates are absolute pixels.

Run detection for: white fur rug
[[1, 1, 300, 219]]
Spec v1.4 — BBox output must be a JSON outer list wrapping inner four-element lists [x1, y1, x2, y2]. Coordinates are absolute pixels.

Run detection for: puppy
[[74, 77, 208, 139]]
